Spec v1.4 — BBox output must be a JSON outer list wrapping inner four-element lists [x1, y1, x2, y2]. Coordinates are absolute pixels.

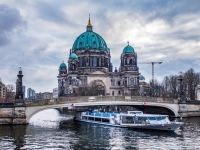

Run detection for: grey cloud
[[0, 4, 26, 46], [34, 1, 77, 27], [92, 0, 200, 24]]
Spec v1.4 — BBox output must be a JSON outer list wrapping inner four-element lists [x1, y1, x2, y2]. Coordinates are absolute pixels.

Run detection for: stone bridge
[[0, 96, 200, 124]]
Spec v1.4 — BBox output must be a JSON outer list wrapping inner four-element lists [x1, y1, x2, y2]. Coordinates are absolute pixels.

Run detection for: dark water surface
[[0, 109, 200, 150]]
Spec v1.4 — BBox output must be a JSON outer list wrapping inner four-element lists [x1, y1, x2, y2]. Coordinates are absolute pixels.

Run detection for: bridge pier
[[0, 107, 27, 125]]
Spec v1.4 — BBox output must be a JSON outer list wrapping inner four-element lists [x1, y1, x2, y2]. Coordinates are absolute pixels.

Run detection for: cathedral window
[[112, 91, 114, 96], [72, 80, 77, 86], [90, 57, 93, 66], [129, 59, 132, 65], [102, 57, 104, 66], [99, 58, 101, 66], [118, 91, 121, 95], [79, 57, 82, 67], [130, 79, 134, 86], [93, 41, 96, 48], [125, 80, 127, 86], [93, 57, 97, 66], [111, 80, 115, 86], [117, 81, 121, 86]]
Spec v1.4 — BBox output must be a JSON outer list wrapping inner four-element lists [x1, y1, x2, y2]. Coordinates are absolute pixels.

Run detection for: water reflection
[[29, 109, 73, 128], [0, 109, 200, 149], [0, 125, 26, 149]]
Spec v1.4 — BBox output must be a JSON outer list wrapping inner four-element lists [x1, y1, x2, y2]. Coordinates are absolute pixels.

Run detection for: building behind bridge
[[0, 78, 6, 100]]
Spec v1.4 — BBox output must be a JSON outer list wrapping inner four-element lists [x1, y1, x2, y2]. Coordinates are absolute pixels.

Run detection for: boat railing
[[86, 112, 118, 117]]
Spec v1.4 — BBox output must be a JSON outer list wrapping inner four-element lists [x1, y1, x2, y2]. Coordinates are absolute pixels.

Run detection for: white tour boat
[[76, 111, 183, 131]]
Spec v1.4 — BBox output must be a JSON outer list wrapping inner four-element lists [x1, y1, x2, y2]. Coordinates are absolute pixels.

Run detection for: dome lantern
[[86, 14, 93, 32]]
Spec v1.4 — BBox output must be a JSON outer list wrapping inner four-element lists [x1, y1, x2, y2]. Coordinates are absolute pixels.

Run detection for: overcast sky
[[0, 0, 200, 94]]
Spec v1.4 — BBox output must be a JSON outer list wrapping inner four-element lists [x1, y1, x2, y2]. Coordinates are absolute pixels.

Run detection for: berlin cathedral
[[57, 16, 140, 97]]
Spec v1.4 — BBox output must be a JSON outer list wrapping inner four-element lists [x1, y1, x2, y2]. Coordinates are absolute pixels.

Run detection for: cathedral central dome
[[72, 16, 108, 51]]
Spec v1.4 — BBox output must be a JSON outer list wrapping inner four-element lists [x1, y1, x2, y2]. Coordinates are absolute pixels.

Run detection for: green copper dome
[[72, 32, 108, 51], [123, 45, 135, 53], [60, 62, 66, 68], [69, 53, 78, 59], [72, 17, 108, 51]]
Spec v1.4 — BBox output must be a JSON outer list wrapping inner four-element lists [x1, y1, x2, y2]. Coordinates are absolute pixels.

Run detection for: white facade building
[[53, 87, 58, 98], [197, 85, 200, 100]]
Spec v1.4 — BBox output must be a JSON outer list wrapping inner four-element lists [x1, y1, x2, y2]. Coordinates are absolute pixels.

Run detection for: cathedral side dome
[[123, 44, 135, 53], [72, 16, 108, 52], [60, 62, 66, 68], [139, 75, 145, 81], [69, 53, 78, 59]]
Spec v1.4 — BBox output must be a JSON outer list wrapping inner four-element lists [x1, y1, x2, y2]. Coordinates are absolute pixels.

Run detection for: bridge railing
[[24, 96, 178, 106]]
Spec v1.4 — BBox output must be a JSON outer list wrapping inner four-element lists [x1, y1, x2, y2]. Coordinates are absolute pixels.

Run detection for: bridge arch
[[25, 104, 72, 123]]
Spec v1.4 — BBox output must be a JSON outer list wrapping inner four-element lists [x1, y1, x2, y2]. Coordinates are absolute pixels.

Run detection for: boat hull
[[75, 119, 182, 131], [120, 123, 182, 131]]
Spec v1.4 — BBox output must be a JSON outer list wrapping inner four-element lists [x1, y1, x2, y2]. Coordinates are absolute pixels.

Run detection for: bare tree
[[161, 68, 200, 100], [183, 69, 200, 100], [5, 84, 15, 100], [75, 81, 105, 96]]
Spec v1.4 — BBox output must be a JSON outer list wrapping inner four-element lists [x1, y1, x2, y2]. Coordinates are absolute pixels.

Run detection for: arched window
[[72, 80, 77, 86], [111, 80, 115, 86], [130, 79, 134, 85], [118, 91, 121, 95], [129, 59, 132, 65], [112, 91, 114, 96], [118, 81, 120, 86]]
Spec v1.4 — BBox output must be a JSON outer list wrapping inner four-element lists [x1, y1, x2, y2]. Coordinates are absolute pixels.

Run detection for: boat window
[[122, 116, 134, 124], [148, 117, 156, 120], [102, 118, 109, 123], [157, 116, 166, 121], [134, 117, 148, 124], [88, 117, 94, 121], [95, 118, 101, 122], [129, 111, 143, 114]]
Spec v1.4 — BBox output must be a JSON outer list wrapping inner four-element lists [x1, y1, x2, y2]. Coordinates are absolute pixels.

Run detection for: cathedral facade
[[57, 17, 140, 96]]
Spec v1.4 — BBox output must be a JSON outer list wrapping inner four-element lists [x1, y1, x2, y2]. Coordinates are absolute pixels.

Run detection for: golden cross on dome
[[88, 14, 92, 26]]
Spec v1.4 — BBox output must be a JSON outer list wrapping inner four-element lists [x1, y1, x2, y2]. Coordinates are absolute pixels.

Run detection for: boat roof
[[119, 114, 168, 117], [82, 111, 168, 117]]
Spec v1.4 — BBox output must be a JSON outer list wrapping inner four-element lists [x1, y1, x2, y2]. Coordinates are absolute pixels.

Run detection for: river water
[[0, 109, 200, 150]]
